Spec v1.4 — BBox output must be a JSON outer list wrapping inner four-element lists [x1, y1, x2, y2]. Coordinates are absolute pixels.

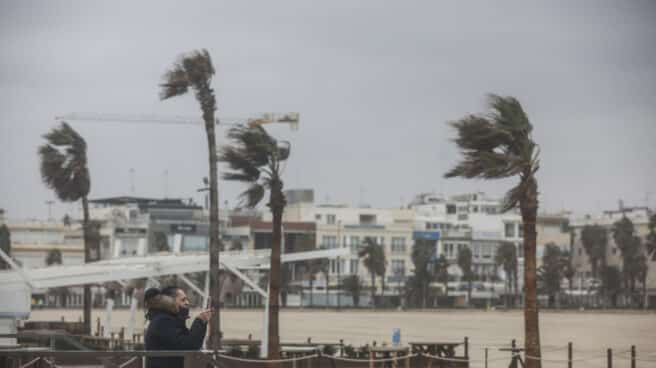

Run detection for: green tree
[[444, 95, 542, 365], [612, 217, 642, 304], [342, 275, 363, 307], [219, 124, 291, 359], [457, 246, 474, 305], [580, 225, 608, 279], [0, 224, 11, 270], [39, 122, 94, 333], [600, 265, 622, 307], [495, 242, 518, 307], [160, 49, 222, 348], [538, 244, 563, 308], [358, 238, 386, 308], [410, 238, 434, 308], [647, 214, 656, 261]]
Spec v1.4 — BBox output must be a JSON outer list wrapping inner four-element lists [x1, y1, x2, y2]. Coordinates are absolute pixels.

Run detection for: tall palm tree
[[457, 246, 473, 305], [495, 242, 518, 307], [39, 122, 93, 334], [218, 124, 291, 359], [445, 95, 542, 366], [358, 238, 386, 308], [160, 49, 222, 348]]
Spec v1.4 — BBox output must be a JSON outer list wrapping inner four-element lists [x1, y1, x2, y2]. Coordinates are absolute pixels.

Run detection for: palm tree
[[580, 225, 608, 280], [612, 217, 641, 303], [538, 244, 564, 308], [39, 122, 94, 334], [561, 251, 576, 305], [160, 49, 221, 348], [0, 224, 11, 270], [434, 254, 450, 304], [445, 95, 542, 366], [358, 238, 386, 308], [495, 242, 518, 307], [218, 124, 291, 359], [342, 275, 363, 307], [410, 238, 434, 308], [457, 246, 473, 305]]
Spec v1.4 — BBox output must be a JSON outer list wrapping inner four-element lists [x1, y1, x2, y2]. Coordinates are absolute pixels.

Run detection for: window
[[472, 206, 479, 213], [359, 214, 377, 225], [473, 244, 481, 258], [458, 214, 468, 221], [391, 260, 406, 276], [315, 214, 322, 220], [444, 243, 455, 259], [182, 235, 208, 252], [391, 237, 406, 253], [482, 244, 492, 259], [321, 235, 337, 249], [505, 223, 516, 238], [446, 204, 456, 214], [350, 259, 359, 274], [349, 236, 360, 252], [326, 214, 336, 225]]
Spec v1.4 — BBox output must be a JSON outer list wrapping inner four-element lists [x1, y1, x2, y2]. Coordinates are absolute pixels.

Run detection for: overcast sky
[[1, 1, 655, 220]]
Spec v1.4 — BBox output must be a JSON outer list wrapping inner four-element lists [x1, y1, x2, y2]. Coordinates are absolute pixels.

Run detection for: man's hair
[[161, 286, 181, 298]]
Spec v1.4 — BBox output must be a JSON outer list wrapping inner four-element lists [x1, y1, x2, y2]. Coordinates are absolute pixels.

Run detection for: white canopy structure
[[0, 247, 348, 355]]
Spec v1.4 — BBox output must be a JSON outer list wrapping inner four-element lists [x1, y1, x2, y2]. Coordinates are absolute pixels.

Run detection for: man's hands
[[196, 308, 213, 323]]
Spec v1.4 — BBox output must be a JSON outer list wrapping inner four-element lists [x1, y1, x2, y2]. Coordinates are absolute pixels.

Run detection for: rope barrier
[[327, 353, 419, 363], [215, 353, 319, 364], [19, 357, 41, 368], [119, 356, 139, 368]]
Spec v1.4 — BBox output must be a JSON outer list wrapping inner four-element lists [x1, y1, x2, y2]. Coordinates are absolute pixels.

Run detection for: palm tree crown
[[38, 122, 90, 201]]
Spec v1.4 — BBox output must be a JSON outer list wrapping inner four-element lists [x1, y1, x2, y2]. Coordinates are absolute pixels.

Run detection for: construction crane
[[55, 112, 300, 130]]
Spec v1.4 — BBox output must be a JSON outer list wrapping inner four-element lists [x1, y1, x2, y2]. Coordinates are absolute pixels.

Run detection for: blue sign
[[413, 231, 440, 241], [392, 328, 401, 346]]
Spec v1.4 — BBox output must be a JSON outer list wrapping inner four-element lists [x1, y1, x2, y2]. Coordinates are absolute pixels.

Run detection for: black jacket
[[145, 295, 207, 368]]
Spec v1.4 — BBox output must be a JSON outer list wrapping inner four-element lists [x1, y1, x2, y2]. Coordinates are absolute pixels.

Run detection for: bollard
[[631, 345, 635, 368], [485, 348, 488, 368], [568, 342, 573, 368], [464, 336, 469, 359], [340, 339, 344, 357], [511, 339, 516, 349], [607, 348, 612, 368]]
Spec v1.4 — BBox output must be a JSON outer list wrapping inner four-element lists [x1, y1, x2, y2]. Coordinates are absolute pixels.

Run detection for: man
[[145, 286, 212, 368]]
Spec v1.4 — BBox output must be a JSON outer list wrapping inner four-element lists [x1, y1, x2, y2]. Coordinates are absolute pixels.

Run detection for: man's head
[[161, 286, 190, 318]]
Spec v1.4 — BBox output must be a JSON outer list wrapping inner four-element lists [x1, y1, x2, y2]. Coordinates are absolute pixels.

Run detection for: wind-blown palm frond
[[239, 184, 266, 208], [160, 49, 215, 101], [38, 122, 90, 201]]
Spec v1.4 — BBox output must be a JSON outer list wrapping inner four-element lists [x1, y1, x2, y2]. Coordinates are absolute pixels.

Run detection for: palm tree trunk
[[520, 178, 542, 368], [201, 90, 222, 350], [266, 182, 284, 360], [81, 196, 92, 335]]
